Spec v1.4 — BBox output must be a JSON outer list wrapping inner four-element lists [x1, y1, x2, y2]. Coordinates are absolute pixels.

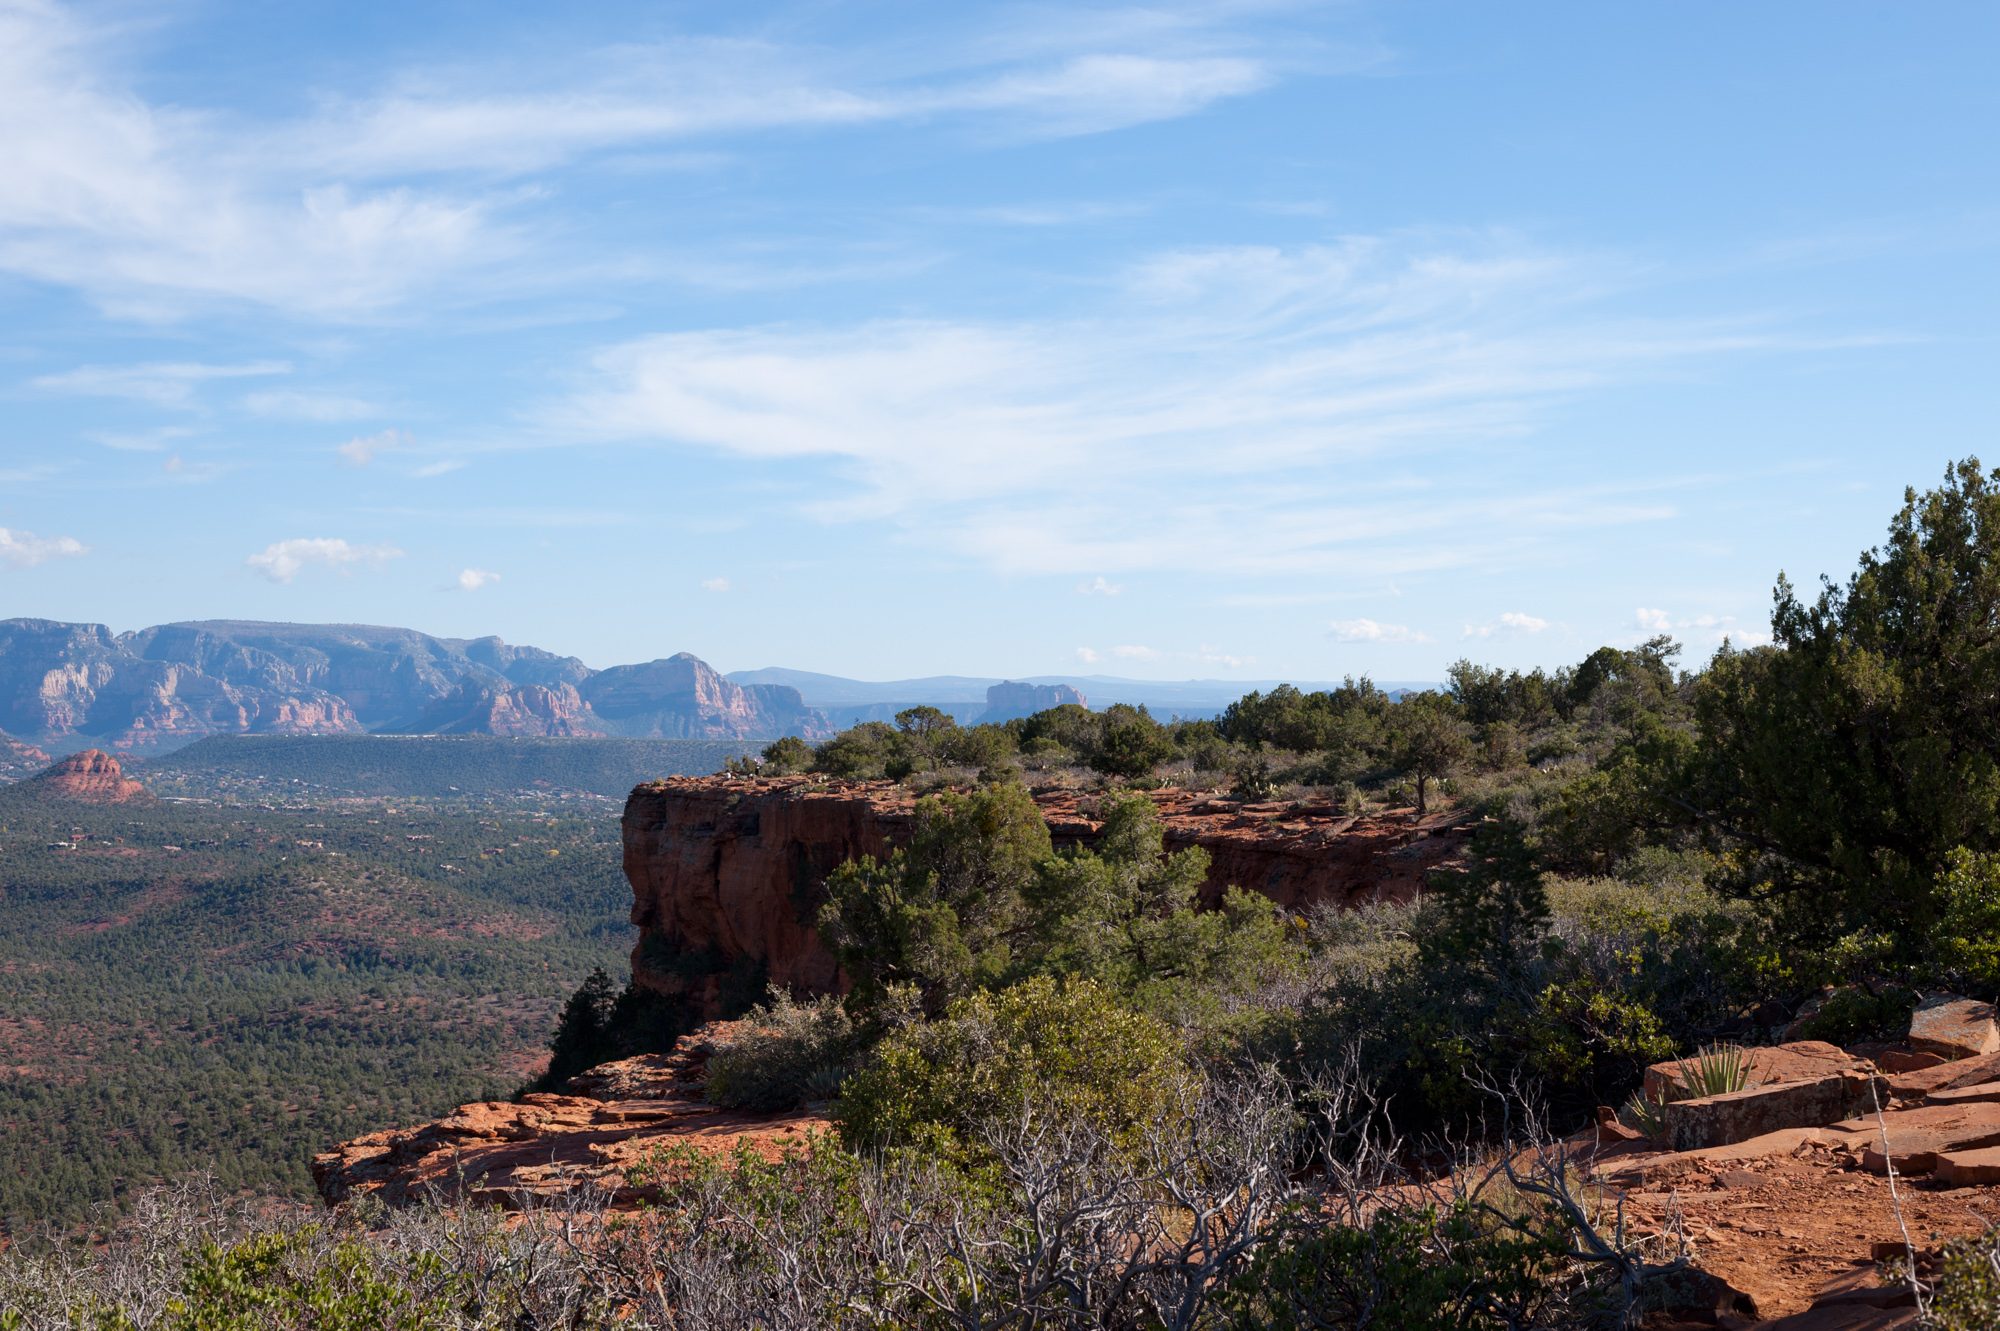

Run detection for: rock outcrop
[[0, 727, 50, 780], [27, 748, 149, 803], [623, 776, 1476, 1016], [0, 619, 828, 750], [580, 655, 824, 740], [979, 680, 1087, 723], [313, 1021, 827, 1209]]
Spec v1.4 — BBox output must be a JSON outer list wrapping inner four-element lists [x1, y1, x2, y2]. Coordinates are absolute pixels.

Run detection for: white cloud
[[412, 460, 464, 478], [87, 426, 193, 452], [336, 429, 407, 467], [940, 54, 1269, 138], [245, 537, 403, 583], [1631, 607, 1770, 648], [700, 576, 731, 593], [1110, 644, 1161, 660], [1075, 647, 1101, 665], [1076, 575, 1122, 596], [0, 527, 88, 567], [555, 235, 1817, 580], [455, 567, 501, 591], [33, 360, 289, 408], [1330, 618, 1429, 645], [1198, 645, 1253, 669], [244, 390, 380, 422], [1463, 610, 1551, 639]]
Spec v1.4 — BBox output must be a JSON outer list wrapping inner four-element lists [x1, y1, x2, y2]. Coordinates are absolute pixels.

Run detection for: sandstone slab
[[1886, 1050, 2000, 1099], [1909, 996, 2000, 1060], [1816, 1102, 2000, 1175], [1935, 1145, 2000, 1187], [1643, 1041, 1872, 1103], [1666, 1072, 1883, 1151], [1925, 1079, 2000, 1106]]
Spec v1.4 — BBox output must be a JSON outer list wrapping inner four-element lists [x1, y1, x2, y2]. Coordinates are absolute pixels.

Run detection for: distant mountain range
[[0, 619, 822, 754], [728, 667, 1435, 726], [0, 618, 1433, 756]]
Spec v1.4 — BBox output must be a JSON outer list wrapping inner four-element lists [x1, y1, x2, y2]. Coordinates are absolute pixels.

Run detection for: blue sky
[[2, 1, 1994, 680]]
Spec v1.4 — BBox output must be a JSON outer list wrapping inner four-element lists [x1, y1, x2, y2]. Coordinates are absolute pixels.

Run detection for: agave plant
[[1622, 1043, 1753, 1140]]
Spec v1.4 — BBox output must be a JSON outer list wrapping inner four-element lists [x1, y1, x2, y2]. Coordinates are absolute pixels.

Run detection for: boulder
[[1909, 996, 2000, 1060], [1666, 1072, 1885, 1151], [1642, 1041, 1872, 1103]]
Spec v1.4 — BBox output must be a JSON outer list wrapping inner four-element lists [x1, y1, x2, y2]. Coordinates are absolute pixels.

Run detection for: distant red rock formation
[[623, 775, 1476, 1018], [31, 748, 149, 803], [0, 728, 51, 778]]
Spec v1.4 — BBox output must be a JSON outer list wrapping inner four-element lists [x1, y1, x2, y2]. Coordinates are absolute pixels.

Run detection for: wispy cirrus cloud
[[245, 537, 403, 583], [244, 390, 381, 422], [33, 360, 289, 407], [0, 1, 1309, 320], [554, 235, 1828, 581]]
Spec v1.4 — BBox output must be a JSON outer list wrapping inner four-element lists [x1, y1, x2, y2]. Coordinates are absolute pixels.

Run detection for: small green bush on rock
[[835, 974, 1193, 1165]]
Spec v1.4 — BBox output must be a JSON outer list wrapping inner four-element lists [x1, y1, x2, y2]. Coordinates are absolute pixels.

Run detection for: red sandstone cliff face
[[28, 748, 149, 803], [624, 776, 1475, 1016]]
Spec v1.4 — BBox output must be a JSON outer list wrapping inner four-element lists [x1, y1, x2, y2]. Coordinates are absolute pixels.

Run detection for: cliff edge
[[623, 775, 1476, 1018]]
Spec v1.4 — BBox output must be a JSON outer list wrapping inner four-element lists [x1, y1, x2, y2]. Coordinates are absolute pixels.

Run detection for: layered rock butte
[[26, 748, 149, 804], [622, 775, 1477, 1015]]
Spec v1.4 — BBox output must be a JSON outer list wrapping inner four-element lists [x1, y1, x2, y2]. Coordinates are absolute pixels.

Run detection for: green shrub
[[705, 988, 859, 1111], [1931, 1226, 2000, 1330], [758, 736, 814, 774], [1938, 847, 2000, 992], [170, 1228, 469, 1331], [1218, 1203, 1568, 1331], [835, 975, 1193, 1164], [1790, 983, 1919, 1044]]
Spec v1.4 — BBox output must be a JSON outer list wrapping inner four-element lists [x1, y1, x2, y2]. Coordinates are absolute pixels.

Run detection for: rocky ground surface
[[313, 1011, 2000, 1328], [1580, 1001, 2000, 1327], [312, 1021, 829, 1209]]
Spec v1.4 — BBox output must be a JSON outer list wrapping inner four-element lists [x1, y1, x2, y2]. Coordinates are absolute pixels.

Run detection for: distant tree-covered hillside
[[137, 735, 753, 800], [0, 787, 635, 1230]]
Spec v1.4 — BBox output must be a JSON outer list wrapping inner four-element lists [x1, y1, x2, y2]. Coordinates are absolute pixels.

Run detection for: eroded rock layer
[[623, 775, 1476, 1016]]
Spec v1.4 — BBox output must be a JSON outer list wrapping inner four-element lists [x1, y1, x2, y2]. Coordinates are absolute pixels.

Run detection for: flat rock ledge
[[312, 1022, 829, 1210]]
